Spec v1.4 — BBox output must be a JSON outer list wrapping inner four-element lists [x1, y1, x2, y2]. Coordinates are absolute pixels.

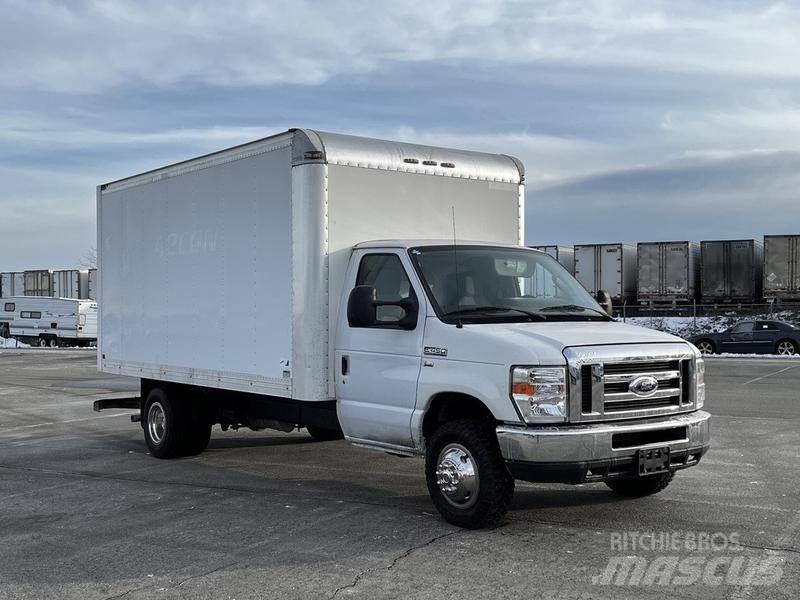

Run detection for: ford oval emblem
[[629, 375, 659, 396]]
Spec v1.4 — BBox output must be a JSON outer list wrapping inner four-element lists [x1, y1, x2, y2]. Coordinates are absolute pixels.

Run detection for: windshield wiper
[[539, 304, 613, 319], [443, 306, 546, 321]]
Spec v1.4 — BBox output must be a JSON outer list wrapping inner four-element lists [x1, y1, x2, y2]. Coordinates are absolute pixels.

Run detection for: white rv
[[0, 297, 97, 347]]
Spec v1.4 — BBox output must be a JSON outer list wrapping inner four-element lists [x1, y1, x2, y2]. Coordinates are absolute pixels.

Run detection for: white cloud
[[4, 1, 800, 93]]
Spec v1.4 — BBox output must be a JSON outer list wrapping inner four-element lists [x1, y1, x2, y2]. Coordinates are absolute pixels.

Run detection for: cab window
[[356, 254, 416, 325]]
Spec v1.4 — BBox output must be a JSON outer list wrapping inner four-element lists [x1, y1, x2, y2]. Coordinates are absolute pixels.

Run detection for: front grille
[[603, 360, 680, 374], [566, 344, 696, 422], [580, 365, 593, 412], [605, 396, 680, 412]]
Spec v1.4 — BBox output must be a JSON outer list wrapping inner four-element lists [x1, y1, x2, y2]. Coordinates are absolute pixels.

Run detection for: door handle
[[341, 355, 349, 375]]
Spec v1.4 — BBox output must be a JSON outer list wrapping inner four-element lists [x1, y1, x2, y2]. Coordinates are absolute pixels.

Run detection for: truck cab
[[333, 240, 709, 527]]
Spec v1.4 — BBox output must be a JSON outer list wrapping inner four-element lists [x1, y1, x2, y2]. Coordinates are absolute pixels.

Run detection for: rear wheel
[[605, 472, 674, 497], [425, 419, 514, 529], [775, 339, 798, 356], [38, 337, 48, 348], [48, 338, 59, 348], [695, 339, 715, 355], [142, 388, 210, 458], [306, 425, 344, 441], [143, 389, 182, 458]]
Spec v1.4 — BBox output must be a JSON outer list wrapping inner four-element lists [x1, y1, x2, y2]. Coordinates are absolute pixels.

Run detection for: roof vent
[[403, 158, 419, 164]]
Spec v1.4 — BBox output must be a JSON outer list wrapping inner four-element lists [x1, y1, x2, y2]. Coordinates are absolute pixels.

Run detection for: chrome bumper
[[496, 410, 710, 483]]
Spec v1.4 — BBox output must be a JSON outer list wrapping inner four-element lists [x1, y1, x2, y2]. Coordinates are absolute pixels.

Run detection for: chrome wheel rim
[[147, 401, 166, 444], [697, 341, 713, 355], [777, 341, 796, 355], [436, 443, 479, 509], [39, 338, 47, 347]]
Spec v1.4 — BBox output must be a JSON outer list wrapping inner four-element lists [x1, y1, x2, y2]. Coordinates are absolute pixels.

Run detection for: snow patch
[[0, 336, 31, 348]]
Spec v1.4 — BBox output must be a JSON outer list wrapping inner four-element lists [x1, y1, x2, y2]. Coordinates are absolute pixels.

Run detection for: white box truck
[[0, 296, 97, 347], [96, 129, 710, 528]]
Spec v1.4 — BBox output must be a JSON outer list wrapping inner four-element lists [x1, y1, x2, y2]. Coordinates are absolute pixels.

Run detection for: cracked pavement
[[0, 350, 798, 599]]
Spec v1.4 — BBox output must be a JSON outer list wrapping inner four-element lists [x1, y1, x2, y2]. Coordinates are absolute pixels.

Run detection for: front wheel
[[605, 472, 674, 497], [425, 420, 514, 529]]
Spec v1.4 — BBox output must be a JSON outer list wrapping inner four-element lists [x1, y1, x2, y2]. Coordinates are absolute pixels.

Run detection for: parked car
[[691, 320, 800, 355]]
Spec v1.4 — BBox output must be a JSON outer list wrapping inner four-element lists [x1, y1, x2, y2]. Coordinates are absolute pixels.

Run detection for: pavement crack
[[737, 542, 800, 555], [327, 530, 460, 599], [174, 559, 243, 588]]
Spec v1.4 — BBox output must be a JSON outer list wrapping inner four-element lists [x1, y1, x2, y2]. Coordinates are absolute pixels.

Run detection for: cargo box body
[[573, 243, 636, 302], [637, 241, 700, 303], [87, 269, 98, 301], [0, 272, 24, 298], [763, 234, 800, 300], [23, 270, 52, 297], [98, 129, 524, 402], [52, 269, 89, 299], [529, 245, 574, 274], [700, 240, 762, 302]]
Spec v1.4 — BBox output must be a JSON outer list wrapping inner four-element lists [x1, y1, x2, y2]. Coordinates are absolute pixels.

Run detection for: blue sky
[[2, 0, 800, 270]]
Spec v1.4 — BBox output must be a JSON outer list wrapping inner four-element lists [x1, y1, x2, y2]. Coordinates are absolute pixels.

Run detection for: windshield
[[409, 245, 609, 323]]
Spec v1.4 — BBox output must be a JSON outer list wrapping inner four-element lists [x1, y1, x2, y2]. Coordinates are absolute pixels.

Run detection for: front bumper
[[496, 410, 711, 484]]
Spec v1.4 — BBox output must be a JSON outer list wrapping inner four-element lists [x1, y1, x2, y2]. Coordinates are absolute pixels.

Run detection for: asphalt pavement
[[0, 350, 798, 599]]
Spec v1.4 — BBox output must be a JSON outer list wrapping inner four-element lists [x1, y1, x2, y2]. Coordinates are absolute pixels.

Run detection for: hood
[[423, 318, 691, 366]]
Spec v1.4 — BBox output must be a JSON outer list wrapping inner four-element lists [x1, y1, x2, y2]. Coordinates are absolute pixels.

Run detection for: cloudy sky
[[2, 0, 800, 270]]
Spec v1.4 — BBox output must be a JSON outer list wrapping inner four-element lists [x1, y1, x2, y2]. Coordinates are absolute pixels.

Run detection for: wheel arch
[[420, 392, 497, 446]]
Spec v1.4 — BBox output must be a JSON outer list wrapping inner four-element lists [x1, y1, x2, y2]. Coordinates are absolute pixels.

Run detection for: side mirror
[[596, 290, 613, 317], [347, 285, 419, 330], [348, 286, 377, 328]]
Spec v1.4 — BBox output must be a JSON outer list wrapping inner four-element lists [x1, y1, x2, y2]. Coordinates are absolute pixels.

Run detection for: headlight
[[511, 366, 567, 423], [695, 357, 705, 408]]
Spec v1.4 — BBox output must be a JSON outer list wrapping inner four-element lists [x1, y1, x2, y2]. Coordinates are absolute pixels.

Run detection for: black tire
[[306, 425, 344, 441], [605, 472, 674, 497], [142, 388, 212, 458], [49, 338, 59, 348], [183, 420, 212, 456], [142, 388, 185, 458], [425, 419, 514, 529], [38, 337, 48, 348]]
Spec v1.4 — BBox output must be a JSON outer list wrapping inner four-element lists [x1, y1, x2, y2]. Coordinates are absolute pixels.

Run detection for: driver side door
[[335, 250, 426, 450], [721, 322, 755, 353]]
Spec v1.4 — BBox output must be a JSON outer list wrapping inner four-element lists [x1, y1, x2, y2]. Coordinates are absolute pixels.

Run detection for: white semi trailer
[[96, 129, 710, 528]]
